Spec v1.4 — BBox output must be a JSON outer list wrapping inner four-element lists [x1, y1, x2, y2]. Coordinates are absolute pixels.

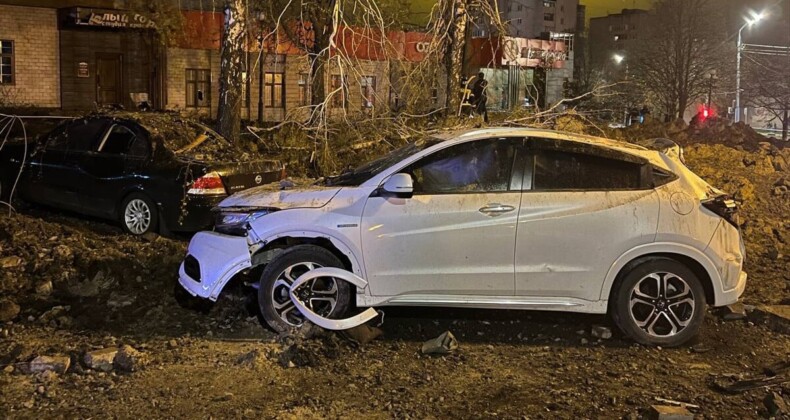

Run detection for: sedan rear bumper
[[178, 231, 251, 301]]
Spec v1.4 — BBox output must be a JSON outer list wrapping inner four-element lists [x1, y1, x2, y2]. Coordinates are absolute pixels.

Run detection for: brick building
[[0, 4, 60, 108]]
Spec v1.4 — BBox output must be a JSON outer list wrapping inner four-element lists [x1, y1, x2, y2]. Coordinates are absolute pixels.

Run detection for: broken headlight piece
[[213, 208, 278, 236]]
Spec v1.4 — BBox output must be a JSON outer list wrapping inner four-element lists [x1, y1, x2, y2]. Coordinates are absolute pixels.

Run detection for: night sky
[[581, 0, 655, 19]]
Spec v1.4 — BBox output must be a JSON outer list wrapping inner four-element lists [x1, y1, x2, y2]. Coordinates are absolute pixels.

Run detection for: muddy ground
[[1, 121, 789, 419]]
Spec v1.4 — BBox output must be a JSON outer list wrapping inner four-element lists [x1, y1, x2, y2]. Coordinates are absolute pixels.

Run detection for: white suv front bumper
[[178, 231, 252, 301]]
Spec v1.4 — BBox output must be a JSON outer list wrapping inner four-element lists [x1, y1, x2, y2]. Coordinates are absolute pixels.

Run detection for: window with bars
[[330, 74, 348, 108], [264, 72, 285, 108], [0, 40, 14, 85], [185, 69, 211, 108], [360, 76, 376, 109], [298, 73, 310, 106]]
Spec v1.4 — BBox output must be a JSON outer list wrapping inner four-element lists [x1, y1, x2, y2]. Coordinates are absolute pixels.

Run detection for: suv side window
[[47, 119, 108, 153], [405, 138, 516, 194], [533, 149, 641, 191]]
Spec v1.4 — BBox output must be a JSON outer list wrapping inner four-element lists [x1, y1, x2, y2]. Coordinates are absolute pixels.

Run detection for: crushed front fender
[[288, 267, 379, 330]]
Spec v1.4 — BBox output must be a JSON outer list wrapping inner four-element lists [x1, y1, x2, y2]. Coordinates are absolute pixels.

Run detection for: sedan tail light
[[188, 172, 226, 195], [702, 195, 739, 228]]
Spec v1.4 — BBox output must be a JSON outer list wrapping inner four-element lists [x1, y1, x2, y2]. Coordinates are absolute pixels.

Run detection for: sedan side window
[[99, 124, 148, 157], [405, 138, 516, 194], [534, 149, 641, 191], [47, 120, 108, 153]]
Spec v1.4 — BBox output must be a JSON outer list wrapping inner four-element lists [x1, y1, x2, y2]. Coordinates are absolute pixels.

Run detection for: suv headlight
[[214, 207, 278, 236]]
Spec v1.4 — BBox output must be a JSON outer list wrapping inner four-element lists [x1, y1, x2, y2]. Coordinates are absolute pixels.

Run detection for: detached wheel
[[120, 193, 158, 235], [612, 258, 706, 347], [258, 245, 350, 333]]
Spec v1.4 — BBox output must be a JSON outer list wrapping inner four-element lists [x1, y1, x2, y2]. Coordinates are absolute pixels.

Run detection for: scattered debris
[[646, 404, 694, 420], [83, 348, 118, 372], [763, 392, 788, 417], [0, 298, 20, 322], [654, 397, 700, 410], [718, 302, 747, 321], [421, 331, 459, 355], [712, 373, 790, 394], [113, 345, 148, 372], [34, 280, 53, 297], [0, 255, 22, 269], [591, 325, 613, 340], [749, 306, 790, 335], [341, 324, 384, 345], [236, 349, 267, 369], [764, 360, 790, 377], [29, 355, 71, 374]]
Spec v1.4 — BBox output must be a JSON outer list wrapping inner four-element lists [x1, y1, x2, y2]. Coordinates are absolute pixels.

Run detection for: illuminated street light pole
[[735, 11, 766, 123], [613, 54, 629, 126]]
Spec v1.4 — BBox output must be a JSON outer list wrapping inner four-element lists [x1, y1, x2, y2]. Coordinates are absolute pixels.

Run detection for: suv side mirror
[[381, 173, 413, 199]]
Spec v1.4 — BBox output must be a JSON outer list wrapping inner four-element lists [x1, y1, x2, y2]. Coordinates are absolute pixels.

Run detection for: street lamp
[[613, 54, 629, 126], [735, 10, 766, 123]]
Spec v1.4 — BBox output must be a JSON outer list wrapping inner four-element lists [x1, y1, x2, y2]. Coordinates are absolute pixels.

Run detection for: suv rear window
[[534, 150, 641, 191]]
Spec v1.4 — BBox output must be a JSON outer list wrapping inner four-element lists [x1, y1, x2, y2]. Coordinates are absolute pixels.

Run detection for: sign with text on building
[[502, 37, 567, 69], [67, 7, 156, 30], [77, 62, 89, 78]]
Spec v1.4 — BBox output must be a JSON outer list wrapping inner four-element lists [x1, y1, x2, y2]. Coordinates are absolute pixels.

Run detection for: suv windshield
[[326, 138, 443, 186]]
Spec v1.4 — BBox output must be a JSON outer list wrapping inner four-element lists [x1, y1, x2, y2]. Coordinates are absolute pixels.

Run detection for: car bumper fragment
[[289, 267, 379, 330], [178, 232, 251, 300]]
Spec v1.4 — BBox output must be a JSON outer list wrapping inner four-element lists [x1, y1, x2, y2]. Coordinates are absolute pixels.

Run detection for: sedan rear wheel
[[120, 193, 158, 235], [613, 258, 706, 347]]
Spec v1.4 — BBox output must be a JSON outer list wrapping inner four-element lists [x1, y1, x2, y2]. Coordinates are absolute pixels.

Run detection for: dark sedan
[[0, 114, 283, 235]]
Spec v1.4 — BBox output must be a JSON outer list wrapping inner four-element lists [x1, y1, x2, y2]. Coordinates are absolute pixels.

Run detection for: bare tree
[[217, 0, 248, 142], [742, 46, 790, 141], [629, 0, 729, 121]]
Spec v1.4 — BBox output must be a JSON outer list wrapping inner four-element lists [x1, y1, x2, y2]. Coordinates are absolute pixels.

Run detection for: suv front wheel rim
[[271, 262, 338, 327], [124, 199, 151, 234], [629, 272, 696, 338]]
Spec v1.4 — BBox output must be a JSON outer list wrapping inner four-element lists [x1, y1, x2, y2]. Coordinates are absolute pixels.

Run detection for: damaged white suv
[[178, 128, 747, 347]]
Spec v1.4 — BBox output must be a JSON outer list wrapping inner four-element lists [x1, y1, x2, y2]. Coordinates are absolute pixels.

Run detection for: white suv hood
[[218, 186, 342, 209]]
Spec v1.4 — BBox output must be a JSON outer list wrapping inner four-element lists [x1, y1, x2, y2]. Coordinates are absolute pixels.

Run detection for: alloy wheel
[[270, 262, 339, 326], [628, 272, 696, 337], [124, 198, 151, 235]]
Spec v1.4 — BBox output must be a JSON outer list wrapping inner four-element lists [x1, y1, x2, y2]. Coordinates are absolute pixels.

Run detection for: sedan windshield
[[326, 138, 443, 186]]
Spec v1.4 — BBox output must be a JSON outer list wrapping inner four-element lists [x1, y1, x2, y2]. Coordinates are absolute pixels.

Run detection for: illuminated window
[[264, 72, 284, 108]]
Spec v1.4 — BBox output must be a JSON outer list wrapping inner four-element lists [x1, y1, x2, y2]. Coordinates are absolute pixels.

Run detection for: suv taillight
[[702, 195, 739, 228], [188, 172, 226, 195]]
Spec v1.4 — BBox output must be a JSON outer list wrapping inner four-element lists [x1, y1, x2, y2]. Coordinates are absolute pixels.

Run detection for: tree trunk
[[217, 0, 247, 142], [783, 109, 789, 142], [444, 0, 467, 116]]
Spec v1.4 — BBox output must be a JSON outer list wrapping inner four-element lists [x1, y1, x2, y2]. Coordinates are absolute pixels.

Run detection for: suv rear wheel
[[612, 258, 706, 347], [258, 245, 351, 333]]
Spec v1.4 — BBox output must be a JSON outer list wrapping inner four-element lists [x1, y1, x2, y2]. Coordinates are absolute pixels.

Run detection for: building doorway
[[96, 53, 122, 106]]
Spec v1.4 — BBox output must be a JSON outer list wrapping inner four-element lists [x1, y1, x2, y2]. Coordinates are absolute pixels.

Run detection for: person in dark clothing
[[471, 72, 489, 123]]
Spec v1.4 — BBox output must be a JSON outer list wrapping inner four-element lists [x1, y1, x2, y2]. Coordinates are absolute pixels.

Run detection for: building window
[[264, 72, 284, 108], [0, 40, 14, 84], [516, 18, 523, 25], [517, 4, 522, 11], [360, 76, 376, 108], [544, 13, 554, 21], [330, 74, 348, 108], [241, 71, 249, 108], [185, 69, 211, 108], [298, 73, 310, 106], [543, 1, 555, 8], [431, 88, 438, 105]]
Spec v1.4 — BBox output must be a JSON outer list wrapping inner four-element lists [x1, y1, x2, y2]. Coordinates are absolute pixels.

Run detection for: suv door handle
[[479, 203, 515, 216]]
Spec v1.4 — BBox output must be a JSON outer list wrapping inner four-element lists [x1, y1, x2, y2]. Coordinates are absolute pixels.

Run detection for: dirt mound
[[0, 210, 187, 321], [682, 144, 790, 304], [618, 118, 786, 152]]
